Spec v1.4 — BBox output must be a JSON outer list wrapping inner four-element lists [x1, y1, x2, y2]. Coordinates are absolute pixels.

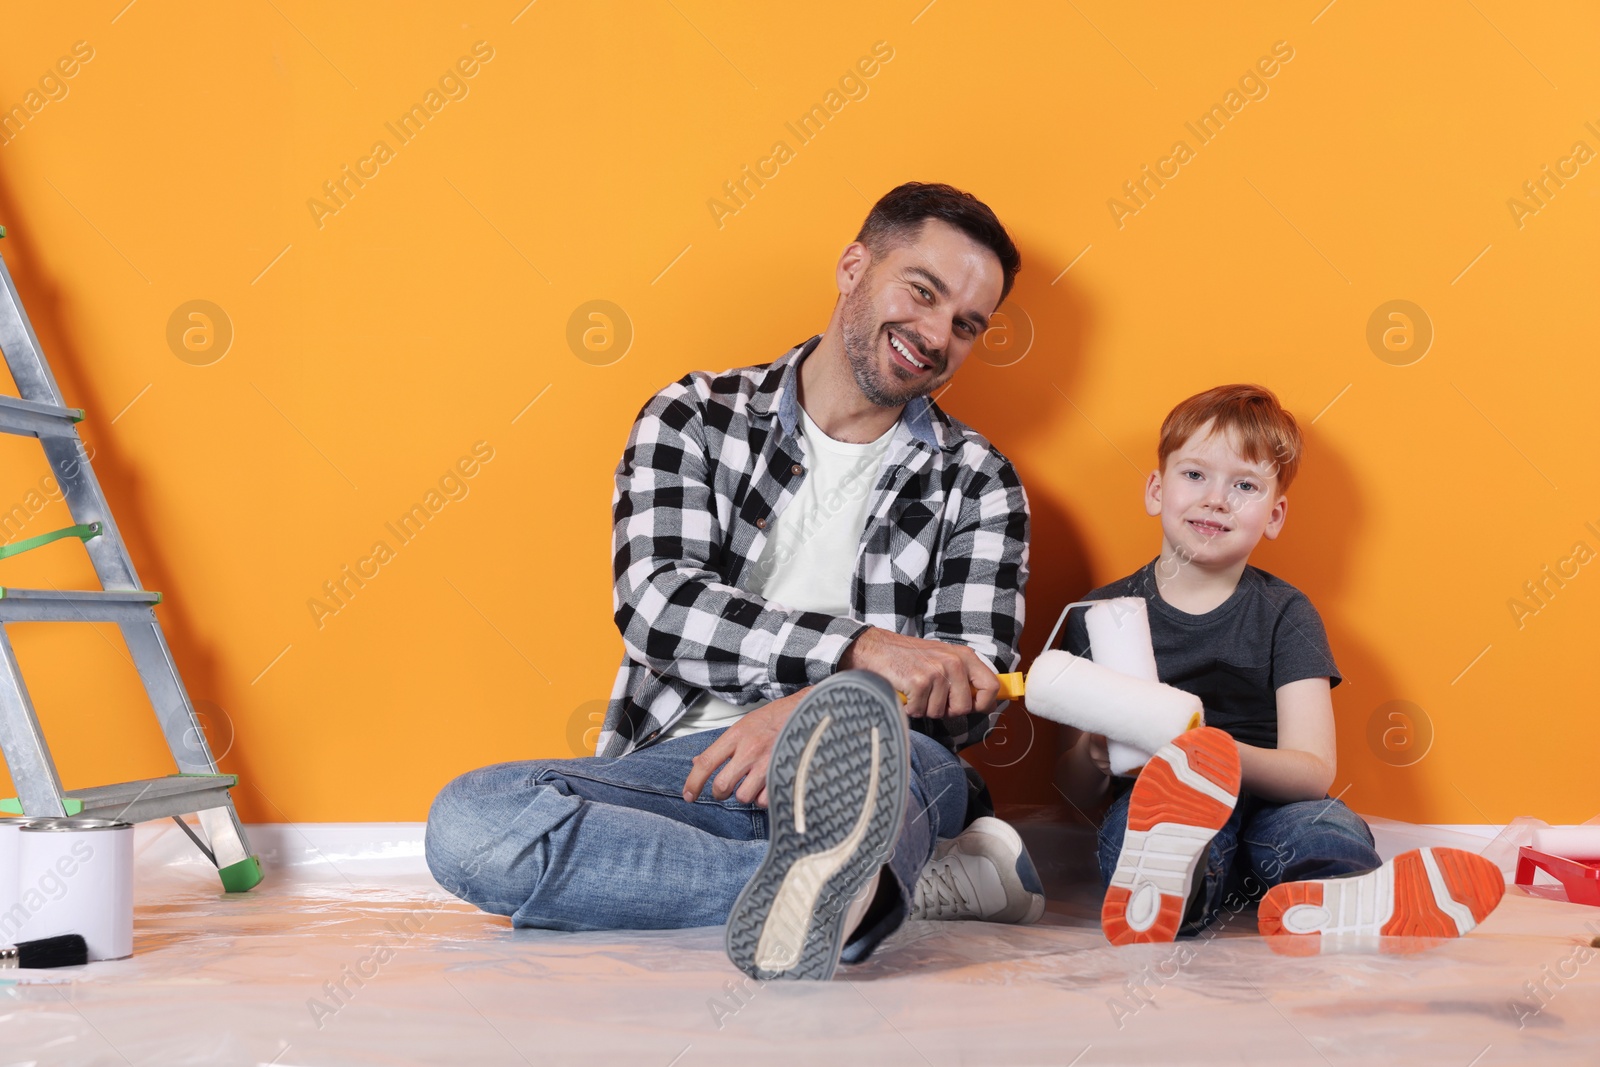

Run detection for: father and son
[[425, 182, 1505, 980]]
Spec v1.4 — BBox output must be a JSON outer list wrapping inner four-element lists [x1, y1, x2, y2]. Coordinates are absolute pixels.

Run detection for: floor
[[2, 815, 1597, 1067]]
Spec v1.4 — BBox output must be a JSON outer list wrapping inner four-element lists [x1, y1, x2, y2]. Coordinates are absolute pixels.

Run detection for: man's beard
[[840, 282, 941, 408]]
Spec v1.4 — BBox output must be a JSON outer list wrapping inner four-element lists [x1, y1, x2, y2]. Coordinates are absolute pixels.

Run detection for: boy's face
[[1144, 423, 1288, 572]]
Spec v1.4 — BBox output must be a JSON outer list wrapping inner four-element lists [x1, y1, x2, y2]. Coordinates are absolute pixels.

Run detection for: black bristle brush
[[0, 934, 89, 969]]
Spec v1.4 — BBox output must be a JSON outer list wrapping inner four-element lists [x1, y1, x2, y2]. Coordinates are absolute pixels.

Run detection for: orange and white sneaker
[[1258, 847, 1505, 951], [1102, 726, 1241, 946]]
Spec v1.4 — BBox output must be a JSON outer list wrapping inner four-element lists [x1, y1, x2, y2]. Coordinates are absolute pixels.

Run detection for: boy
[[1054, 384, 1503, 947]]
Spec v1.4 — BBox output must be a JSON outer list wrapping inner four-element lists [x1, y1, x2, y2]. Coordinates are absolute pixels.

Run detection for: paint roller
[[889, 597, 1198, 775], [1531, 826, 1600, 860], [1023, 650, 1202, 774], [1026, 597, 1201, 775]]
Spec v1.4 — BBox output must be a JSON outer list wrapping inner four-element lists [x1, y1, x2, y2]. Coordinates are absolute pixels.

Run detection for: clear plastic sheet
[[2, 814, 1597, 1066]]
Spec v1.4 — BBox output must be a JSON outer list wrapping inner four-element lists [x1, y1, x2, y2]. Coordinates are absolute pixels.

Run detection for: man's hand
[[681, 687, 811, 807], [840, 627, 999, 719]]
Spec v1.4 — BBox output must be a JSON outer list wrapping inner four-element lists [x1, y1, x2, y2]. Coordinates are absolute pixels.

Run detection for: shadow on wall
[[949, 253, 1408, 824], [0, 170, 252, 809], [942, 236, 1095, 815], [1253, 427, 1415, 820]]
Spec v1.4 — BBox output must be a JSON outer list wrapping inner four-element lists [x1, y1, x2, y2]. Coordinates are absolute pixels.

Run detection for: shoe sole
[[725, 671, 909, 981], [1258, 846, 1504, 950], [1102, 726, 1240, 945]]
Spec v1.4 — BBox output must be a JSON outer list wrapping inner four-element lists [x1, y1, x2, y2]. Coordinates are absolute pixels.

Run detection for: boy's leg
[[425, 728, 770, 931], [1236, 796, 1381, 886], [1252, 798, 1505, 947], [1095, 784, 1133, 886], [1099, 726, 1242, 944], [1099, 780, 1248, 936]]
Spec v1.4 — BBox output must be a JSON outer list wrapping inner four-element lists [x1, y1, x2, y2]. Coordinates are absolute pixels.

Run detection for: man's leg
[[425, 728, 769, 931], [725, 671, 969, 980], [838, 728, 972, 956]]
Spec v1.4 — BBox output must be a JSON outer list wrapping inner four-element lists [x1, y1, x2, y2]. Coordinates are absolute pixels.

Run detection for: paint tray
[[1515, 846, 1600, 906]]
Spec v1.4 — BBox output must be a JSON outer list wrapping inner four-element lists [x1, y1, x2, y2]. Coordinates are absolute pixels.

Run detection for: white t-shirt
[[666, 404, 897, 738]]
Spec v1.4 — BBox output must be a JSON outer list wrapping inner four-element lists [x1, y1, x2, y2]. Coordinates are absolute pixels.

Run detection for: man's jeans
[[425, 725, 968, 935], [1097, 786, 1382, 934]]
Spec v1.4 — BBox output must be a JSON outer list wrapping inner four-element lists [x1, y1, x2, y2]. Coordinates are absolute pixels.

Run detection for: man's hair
[[1157, 384, 1303, 493], [854, 182, 1022, 306]]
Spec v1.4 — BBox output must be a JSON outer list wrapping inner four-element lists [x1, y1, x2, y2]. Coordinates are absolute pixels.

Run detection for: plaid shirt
[[598, 334, 1030, 758]]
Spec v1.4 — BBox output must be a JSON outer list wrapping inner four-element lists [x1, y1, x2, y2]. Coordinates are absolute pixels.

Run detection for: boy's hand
[[840, 627, 999, 719], [1086, 732, 1111, 777]]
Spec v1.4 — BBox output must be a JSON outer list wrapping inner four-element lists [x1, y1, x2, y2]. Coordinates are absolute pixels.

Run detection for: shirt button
[[756, 517, 768, 529], [790, 463, 803, 475]]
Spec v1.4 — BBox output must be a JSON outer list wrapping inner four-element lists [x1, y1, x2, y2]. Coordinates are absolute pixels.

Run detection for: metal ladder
[[0, 226, 260, 892]]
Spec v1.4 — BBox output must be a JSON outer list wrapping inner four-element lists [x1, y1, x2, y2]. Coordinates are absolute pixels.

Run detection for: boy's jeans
[[424, 725, 968, 934], [1096, 785, 1382, 933]]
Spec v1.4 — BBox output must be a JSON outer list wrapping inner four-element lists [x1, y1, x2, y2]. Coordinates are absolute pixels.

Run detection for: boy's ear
[[1262, 493, 1289, 540], [1143, 468, 1163, 517]]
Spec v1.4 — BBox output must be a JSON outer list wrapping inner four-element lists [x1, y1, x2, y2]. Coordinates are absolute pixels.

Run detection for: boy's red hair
[[1157, 384, 1303, 492]]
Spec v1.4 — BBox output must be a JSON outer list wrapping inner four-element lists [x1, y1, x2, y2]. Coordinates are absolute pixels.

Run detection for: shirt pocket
[[1205, 652, 1274, 716]]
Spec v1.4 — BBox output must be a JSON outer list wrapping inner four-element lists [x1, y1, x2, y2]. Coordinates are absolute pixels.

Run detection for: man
[[426, 182, 1044, 980]]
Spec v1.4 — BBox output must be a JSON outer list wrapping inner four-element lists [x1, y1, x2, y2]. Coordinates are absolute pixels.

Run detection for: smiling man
[[425, 182, 1044, 980]]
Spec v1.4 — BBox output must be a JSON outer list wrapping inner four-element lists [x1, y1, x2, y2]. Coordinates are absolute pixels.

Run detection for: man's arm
[[1236, 676, 1337, 802], [844, 454, 1029, 747], [611, 381, 868, 704]]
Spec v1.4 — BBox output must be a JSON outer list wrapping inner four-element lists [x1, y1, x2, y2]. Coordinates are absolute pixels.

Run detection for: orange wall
[[0, 3, 1594, 825]]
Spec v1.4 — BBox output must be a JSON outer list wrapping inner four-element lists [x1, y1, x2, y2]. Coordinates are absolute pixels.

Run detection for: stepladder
[[0, 226, 261, 892]]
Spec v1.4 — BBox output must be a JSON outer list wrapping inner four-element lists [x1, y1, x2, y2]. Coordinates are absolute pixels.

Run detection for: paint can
[[0, 819, 21, 945], [15, 817, 134, 960]]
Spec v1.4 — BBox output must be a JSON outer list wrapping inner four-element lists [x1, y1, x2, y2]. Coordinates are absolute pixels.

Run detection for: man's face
[[1145, 423, 1288, 572], [837, 219, 1005, 408]]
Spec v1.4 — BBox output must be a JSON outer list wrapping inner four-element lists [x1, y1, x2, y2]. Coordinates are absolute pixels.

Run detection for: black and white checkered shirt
[[598, 334, 1030, 757]]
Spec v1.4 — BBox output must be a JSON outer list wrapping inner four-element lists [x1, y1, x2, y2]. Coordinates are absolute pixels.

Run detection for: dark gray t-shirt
[[1057, 559, 1340, 750]]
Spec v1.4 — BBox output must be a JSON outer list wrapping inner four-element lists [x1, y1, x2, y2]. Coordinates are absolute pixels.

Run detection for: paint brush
[[0, 934, 89, 969]]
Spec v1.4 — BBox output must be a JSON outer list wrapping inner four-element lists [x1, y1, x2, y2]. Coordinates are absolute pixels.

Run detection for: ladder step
[[1, 774, 238, 823], [0, 777, 236, 825], [0, 394, 84, 438], [0, 586, 162, 623], [0, 241, 260, 887]]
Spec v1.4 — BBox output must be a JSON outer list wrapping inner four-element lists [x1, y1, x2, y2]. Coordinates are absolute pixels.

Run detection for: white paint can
[[15, 817, 134, 960], [0, 819, 21, 945]]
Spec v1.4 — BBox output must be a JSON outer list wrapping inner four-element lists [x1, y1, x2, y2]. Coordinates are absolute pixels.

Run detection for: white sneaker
[[909, 817, 1047, 924]]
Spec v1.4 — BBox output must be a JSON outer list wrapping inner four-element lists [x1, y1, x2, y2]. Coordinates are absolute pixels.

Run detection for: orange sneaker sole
[[1102, 727, 1241, 946], [1258, 846, 1505, 951]]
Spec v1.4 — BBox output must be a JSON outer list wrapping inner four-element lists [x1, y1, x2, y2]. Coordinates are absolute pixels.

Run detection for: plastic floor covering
[[2, 813, 1597, 1066]]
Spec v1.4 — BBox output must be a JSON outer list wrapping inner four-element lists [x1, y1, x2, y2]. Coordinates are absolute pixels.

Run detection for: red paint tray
[[1516, 846, 1600, 906]]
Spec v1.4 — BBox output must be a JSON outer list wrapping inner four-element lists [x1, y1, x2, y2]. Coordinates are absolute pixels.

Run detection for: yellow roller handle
[[895, 672, 1026, 705]]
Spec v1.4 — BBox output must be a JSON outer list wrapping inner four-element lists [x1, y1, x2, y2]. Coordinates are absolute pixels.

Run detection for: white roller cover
[[1025, 650, 1203, 773], [1530, 826, 1600, 859], [1084, 598, 1162, 774], [1084, 598, 1160, 680]]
